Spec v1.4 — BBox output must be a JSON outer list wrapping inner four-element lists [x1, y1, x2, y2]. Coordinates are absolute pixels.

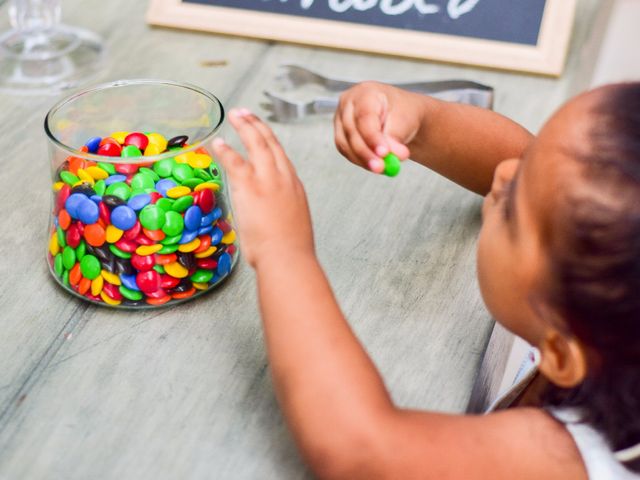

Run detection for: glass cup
[[45, 79, 238, 308]]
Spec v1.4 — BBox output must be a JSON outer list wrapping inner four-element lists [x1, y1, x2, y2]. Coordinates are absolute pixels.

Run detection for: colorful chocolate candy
[[48, 132, 238, 307]]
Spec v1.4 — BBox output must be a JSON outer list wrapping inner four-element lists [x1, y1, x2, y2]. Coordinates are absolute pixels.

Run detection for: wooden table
[[0, 0, 605, 478]]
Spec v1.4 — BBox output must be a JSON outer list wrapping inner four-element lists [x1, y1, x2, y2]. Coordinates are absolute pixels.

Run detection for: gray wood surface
[[0, 0, 604, 478]]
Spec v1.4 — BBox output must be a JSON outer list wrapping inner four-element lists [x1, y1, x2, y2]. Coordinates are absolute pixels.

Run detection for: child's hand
[[212, 109, 314, 269], [334, 82, 429, 173]]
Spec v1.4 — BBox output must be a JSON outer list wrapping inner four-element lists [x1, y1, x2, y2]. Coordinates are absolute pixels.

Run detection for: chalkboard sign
[[147, 0, 577, 76]]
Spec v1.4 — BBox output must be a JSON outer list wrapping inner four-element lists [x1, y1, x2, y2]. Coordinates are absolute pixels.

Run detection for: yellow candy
[[166, 186, 191, 198], [110, 131, 129, 144], [174, 152, 191, 164], [178, 238, 201, 253], [101, 270, 122, 285], [144, 144, 162, 156], [187, 153, 212, 169], [77, 168, 95, 185], [52, 181, 65, 192], [194, 246, 217, 258], [91, 275, 104, 296], [100, 291, 121, 305], [194, 182, 220, 192], [86, 166, 109, 180], [72, 180, 85, 188], [136, 244, 163, 256], [105, 225, 124, 243], [164, 262, 188, 278], [193, 282, 208, 290], [49, 233, 59, 256], [221, 230, 236, 244], [147, 133, 168, 152]]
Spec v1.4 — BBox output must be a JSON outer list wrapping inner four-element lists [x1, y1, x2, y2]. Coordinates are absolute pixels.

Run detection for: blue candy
[[198, 225, 213, 235], [90, 195, 102, 204], [217, 252, 232, 276], [120, 274, 140, 291], [156, 179, 177, 197], [178, 228, 199, 245], [200, 211, 216, 227], [210, 227, 223, 245], [127, 193, 151, 211], [111, 205, 137, 231], [85, 136, 102, 153], [77, 199, 99, 224], [211, 207, 222, 222], [184, 205, 202, 231], [65, 193, 88, 219], [104, 174, 127, 186]]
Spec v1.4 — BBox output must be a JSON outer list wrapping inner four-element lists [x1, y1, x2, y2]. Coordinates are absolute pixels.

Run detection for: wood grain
[[0, 0, 606, 478]]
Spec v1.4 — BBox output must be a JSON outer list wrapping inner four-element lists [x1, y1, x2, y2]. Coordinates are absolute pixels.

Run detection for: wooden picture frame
[[146, 0, 578, 76]]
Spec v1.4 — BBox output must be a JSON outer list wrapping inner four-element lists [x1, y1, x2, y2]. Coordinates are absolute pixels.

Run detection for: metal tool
[[262, 64, 494, 122]]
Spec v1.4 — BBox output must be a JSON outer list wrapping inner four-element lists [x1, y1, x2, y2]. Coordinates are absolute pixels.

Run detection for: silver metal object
[[262, 64, 494, 122]]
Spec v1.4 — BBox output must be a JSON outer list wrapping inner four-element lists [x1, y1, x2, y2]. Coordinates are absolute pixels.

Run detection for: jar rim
[[44, 78, 225, 164]]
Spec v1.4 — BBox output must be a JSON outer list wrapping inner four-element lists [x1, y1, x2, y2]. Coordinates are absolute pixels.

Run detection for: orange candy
[[69, 263, 82, 287], [142, 228, 165, 241], [154, 253, 177, 265], [78, 277, 91, 295], [193, 235, 211, 253], [68, 156, 85, 175], [84, 224, 106, 247], [146, 296, 172, 306], [58, 209, 71, 230]]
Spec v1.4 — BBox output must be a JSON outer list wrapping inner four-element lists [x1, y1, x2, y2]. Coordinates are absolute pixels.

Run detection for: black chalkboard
[[183, 0, 546, 46]]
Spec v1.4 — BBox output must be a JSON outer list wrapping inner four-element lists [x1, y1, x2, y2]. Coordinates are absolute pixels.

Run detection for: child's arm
[[335, 82, 533, 195], [213, 111, 585, 480]]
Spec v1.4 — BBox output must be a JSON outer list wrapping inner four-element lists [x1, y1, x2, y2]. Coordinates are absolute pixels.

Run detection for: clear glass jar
[[45, 79, 238, 308]]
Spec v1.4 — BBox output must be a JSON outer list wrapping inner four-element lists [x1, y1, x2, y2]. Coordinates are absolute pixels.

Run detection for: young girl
[[211, 82, 640, 479]]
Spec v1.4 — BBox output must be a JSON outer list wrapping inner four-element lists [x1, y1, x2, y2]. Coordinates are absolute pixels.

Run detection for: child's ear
[[537, 329, 588, 388]]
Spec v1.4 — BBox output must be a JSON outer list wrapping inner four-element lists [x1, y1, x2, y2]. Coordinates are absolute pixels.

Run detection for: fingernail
[[239, 107, 252, 116], [368, 158, 385, 174], [213, 137, 225, 148], [375, 145, 389, 157], [229, 108, 241, 118]]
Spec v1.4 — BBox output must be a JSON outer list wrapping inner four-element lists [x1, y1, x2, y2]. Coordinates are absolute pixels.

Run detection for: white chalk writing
[[297, 0, 479, 18]]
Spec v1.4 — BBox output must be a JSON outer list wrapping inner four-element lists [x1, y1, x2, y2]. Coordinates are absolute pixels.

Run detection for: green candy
[[97, 162, 116, 175], [80, 254, 101, 280], [119, 285, 143, 301], [171, 195, 194, 213], [153, 264, 165, 274], [153, 158, 176, 178], [162, 211, 184, 237], [383, 153, 401, 177], [105, 181, 131, 200], [182, 177, 204, 189], [54, 254, 64, 277], [139, 167, 160, 182], [56, 226, 66, 248], [209, 162, 222, 182], [76, 240, 86, 261], [158, 244, 179, 254], [130, 172, 155, 191], [94, 179, 106, 196], [160, 233, 181, 245], [122, 145, 142, 157], [190, 269, 213, 283], [155, 198, 173, 212], [62, 269, 70, 287], [62, 246, 76, 270], [60, 171, 79, 185], [195, 168, 212, 181], [109, 244, 132, 259], [172, 163, 194, 183], [139, 204, 165, 230]]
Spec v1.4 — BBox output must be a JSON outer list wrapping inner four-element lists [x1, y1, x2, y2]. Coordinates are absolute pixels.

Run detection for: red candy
[[102, 282, 123, 300], [98, 202, 110, 224], [56, 184, 71, 213], [159, 274, 180, 289], [123, 220, 141, 240], [134, 234, 155, 246], [149, 192, 162, 204], [217, 219, 232, 233], [115, 238, 137, 253], [97, 142, 122, 157], [114, 163, 138, 175], [124, 132, 149, 151], [136, 270, 161, 294], [131, 253, 155, 272], [198, 188, 214, 214], [146, 287, 168, 299], [66, 223, 82, 248], [196, 258, 217, 269]]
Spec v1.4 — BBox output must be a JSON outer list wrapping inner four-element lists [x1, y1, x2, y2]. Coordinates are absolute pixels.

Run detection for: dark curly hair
[[540, 83, 640, 473]]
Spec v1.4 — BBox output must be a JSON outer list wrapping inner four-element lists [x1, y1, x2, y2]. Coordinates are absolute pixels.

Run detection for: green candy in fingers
[[383, 153, 401, 177]]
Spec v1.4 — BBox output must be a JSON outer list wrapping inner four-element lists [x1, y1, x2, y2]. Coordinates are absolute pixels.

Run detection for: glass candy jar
[[45, 79, 238, 308]]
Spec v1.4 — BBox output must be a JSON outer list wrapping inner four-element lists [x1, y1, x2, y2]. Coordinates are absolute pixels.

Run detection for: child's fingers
[[211, 137, 252, 183], [227, 109, 278, 177], [334, 114, 358, 165], [341, 100, 382, 167], [242, 111, 296, 178], [350, 96, 391, 158], [385, 136, 410, 161]]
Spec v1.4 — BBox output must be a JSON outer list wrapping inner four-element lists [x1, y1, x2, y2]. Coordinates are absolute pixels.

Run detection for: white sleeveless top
[[486, 350, 640, 480]]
